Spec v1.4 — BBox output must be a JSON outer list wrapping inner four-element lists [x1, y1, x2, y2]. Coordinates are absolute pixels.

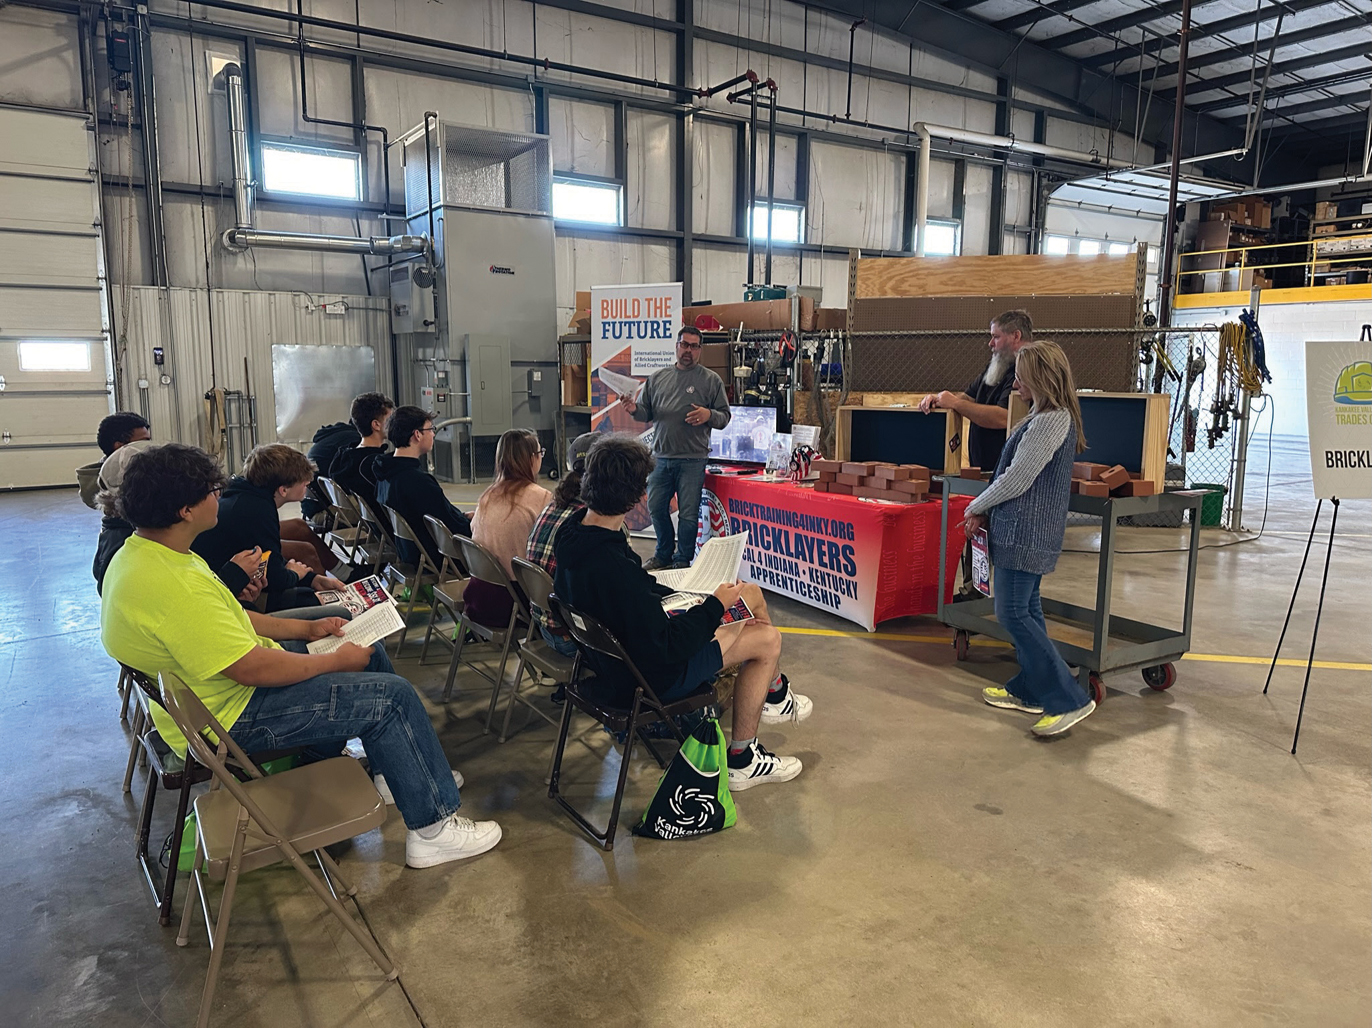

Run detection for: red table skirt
[[701, 473, 971, 631]]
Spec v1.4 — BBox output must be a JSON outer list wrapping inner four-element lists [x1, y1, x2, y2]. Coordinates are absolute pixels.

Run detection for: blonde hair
[[1014, 341, 1087, 454]]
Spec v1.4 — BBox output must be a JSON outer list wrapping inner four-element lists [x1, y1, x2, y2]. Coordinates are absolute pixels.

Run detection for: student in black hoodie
[[327, 391, 392, 509], [193, 444, 349, 611], [553, 434, 811, 793], [303, 420, 361, 520], [372, 406, 472, 567]]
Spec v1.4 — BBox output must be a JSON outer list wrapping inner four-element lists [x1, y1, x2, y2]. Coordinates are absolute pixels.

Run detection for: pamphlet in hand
[[597, 366, 645, 402], [314, 574, 391, 616], [970, 528, 991, 596], [662, 591, 755, 625], [306, 575, 405, 654], [306, 602, 406, 654], [650, 532, 748, 595]]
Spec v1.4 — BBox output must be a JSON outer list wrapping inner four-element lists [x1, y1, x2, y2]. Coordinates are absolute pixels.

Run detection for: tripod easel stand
[[1263, 496, 1341, 755]]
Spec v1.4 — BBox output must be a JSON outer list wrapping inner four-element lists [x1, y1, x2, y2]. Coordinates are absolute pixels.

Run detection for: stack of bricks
[[1071, 462, 1156, 498], [812, 461, 932, 502]]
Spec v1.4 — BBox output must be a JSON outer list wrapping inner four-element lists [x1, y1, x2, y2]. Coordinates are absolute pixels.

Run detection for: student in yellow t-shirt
[[100, 443, 502, 870]]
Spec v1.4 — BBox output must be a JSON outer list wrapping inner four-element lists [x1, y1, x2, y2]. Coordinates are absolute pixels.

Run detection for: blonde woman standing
[[961, 341, 1095, 737]]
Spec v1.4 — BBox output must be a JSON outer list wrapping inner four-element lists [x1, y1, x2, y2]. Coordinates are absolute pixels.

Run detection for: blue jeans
[[647, 457, 707, 564], [228, 641, 462, 830], [993, 566, 1091, 715], [540, 624, 579, 658]]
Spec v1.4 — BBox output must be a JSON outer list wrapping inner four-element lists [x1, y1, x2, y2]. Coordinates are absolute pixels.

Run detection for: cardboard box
[[816, 308, 847, 331], [560, 363, 589, 406], [567, 290, 592, 332], [842, 462, 876, 476], [1316, 201, 1337, 220], [1112, 479, 1156, 497], [1073, 462, 1110, 480], [1314, 224, 1337, 235], [682, 297, 815, 332], [700, 342, 730, 369], [1100, 464, 1131, 490]]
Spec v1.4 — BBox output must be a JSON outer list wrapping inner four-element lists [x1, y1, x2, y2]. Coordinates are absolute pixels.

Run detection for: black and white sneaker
[[726, 739, 803, 792], [760, 675, 814, 724]]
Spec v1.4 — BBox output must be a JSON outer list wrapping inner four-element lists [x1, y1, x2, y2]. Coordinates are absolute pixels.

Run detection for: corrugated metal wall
[[114, 287, 389, 452]]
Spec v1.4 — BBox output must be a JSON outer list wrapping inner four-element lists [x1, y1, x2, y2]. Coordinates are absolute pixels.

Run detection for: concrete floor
[[2, 442, 1369, 1027]]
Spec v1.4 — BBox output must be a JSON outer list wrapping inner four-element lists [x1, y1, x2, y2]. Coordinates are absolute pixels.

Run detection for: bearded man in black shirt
[[918, 309, 1033, 473]]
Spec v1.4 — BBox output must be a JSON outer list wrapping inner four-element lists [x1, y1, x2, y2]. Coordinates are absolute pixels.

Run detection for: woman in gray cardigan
[[961, 341, 1095, 737]]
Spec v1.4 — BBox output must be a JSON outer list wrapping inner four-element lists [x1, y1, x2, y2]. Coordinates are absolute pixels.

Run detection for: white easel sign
[[1305, 340, 1372, 499]]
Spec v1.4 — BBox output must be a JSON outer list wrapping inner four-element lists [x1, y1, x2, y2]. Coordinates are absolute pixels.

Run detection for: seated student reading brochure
[[552, 433, 815, 793]]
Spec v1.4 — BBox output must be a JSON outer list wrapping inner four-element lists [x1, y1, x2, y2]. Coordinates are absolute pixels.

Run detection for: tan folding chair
[[418, 514, 471, 666], [440, 537, 527, 728], [498, 557, 578, 743], [382, 507, 441, 651], [159, 672, 396, 1028], [317, 478, 372, 567]]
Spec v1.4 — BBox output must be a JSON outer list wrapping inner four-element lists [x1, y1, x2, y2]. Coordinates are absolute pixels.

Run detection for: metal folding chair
[[317, 478, 373, 568], [160, 672, 396, 1028], [545, 595, 718, 851], [439, 537, 528, 729], [382, 507, 441, 651], [418, 514, 470, 666], [497, 557, 577, 743]]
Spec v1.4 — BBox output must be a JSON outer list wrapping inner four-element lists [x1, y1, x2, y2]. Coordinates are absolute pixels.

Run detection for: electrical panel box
[[389, 265, 435, 335], [465, 334, 513, 438]]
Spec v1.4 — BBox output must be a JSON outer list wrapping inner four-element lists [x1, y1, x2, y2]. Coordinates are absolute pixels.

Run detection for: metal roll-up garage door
[[0, 106, 112, 489]]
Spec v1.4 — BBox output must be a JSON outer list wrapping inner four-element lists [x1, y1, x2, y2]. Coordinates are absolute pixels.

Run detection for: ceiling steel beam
[[1250, 93, 1369, 121], [1070, 0, 1339, 69], [1041, 0, 1230, 50], [1158, 41, 1372, 100], [1138, 13, 1372, 81], [994, 0, 1114, 35], [1262, 109, 1372, 136], [1194, 68, 1372, 113], [812, 0, 1248, 151]]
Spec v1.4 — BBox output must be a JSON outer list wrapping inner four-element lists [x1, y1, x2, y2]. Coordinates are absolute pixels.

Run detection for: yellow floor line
[[773, 625, 1371, 672]]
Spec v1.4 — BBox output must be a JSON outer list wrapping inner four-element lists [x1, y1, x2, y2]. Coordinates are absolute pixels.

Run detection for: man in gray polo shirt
[[618, 326, 732, 569]]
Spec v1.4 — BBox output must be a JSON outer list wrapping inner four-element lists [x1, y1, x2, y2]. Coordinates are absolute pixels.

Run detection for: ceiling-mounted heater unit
[[395, 118, 557, 481]]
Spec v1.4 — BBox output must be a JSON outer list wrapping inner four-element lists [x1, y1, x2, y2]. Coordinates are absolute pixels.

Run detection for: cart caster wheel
[[954, 631, 969, 661], [1142, 663, 1176, 691], [1087, 672, 1106, 705]]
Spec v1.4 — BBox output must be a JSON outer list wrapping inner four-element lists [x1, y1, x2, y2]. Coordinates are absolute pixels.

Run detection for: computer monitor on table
[[709, 406, 777, 464]]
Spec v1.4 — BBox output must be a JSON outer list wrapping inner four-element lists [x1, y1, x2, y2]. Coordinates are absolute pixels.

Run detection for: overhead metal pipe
[[1158, 0, 1194, 328], [913, 122, 1136, 256], [746, 85, 760, 286], [222, 229, 428, 254], [765, 83, 778, 285], [224, 63, 252, 230], [221, 62, 427, 256]]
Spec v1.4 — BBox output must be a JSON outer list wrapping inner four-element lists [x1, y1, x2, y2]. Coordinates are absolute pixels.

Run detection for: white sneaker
[[373, 769, 464, 805], [759, 676, 813, 724], [405, 814, 503, 868], [726, 740, 803, 792]]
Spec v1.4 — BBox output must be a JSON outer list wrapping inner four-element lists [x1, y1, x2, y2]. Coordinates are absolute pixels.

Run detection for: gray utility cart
[[937, 477, 1204, 704]]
